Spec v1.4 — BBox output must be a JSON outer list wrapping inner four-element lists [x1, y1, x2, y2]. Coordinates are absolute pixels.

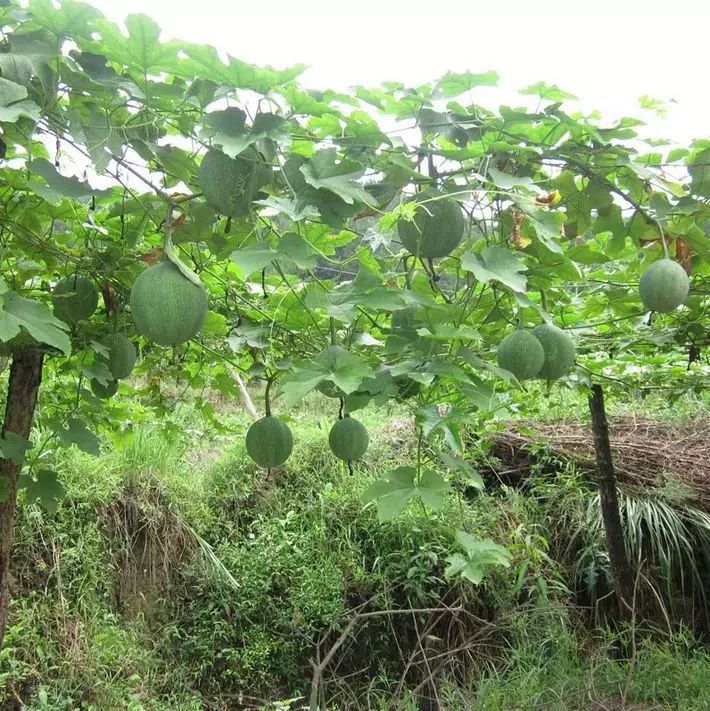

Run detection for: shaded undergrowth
[[2, 393, 710, 710]]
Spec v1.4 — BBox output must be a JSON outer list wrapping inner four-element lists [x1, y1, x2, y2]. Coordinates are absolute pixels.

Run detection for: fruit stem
[[540, 289, 549, 312], [655, 219, 670, 259], [264, 376, 274, 417], [162, 200, 202, 288]]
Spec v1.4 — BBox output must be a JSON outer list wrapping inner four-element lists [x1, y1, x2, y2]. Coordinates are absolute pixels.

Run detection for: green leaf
[[363, 466, 451, 522], [279, 232, 316, 270], [458, 349, 517, 383], [520, 81, 577, 101], [94, 14, 178, 73], [275, 360, 332, 407], [435, 70, 499, 97], [300, 149, 376, 207], [0, 77, 28, 106], [229, 245, 277, 277], [209, 111, 287, 158], [688, 148, 710, 198], [363, 466, 418, 522], [0, 54, 33, 87], [437, 452, 484, 489], [461, 246, 528, 292], [488, 166, 535, 191], [444, 531, 512, 584], [0, 95, 40, 123], [28, 159, 110, 204], [18, 469, 65, 513], [30, 0, 102, 39], [200, 311, 227, 337], [277, 345, 374, 407], [82, 351, 113, 387], [417, 469, 451, 511], [178, 42, 305, 93], [0, 290, 71, 355], [155, 145, 198, 184], [257, 196, 319, 222], [0, 432, 32, 466], [523, 208, 565, 253], [54, 418, 100, 456]]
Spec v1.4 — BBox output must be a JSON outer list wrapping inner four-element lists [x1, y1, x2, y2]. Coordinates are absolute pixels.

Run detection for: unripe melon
[[531, 324, 576, 380], [199, 147, 271, 218], [91, 378, 118, 399], [639, 258, 689, 313], [497, 330, 545, 381], [100, 333, 137, 380], [130, 261, 208, 346], [398, 191, 465, 259], [329, 416, 369, 462], [246, 415, 293, 468], [52, 275, 98, 325]]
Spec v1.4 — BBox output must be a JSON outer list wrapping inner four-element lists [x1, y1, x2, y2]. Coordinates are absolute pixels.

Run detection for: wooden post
[[588, 383, 633, 618], [0, 348, 43, 649]]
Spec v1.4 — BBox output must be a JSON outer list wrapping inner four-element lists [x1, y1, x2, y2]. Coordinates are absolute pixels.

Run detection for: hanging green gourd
[[245, 376, 294, 469]]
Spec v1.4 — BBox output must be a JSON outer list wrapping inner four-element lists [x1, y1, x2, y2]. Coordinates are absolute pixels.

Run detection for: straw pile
[[489, 414, 710, 509]]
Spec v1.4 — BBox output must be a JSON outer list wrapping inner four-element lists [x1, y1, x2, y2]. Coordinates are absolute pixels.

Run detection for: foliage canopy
[[0, 0, 708, 523]]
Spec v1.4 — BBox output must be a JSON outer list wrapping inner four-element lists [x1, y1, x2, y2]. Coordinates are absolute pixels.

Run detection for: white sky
[[87, 0, 709, 146]]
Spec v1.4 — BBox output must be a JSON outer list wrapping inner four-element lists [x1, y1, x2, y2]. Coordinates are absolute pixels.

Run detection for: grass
[[439, 623, 710, 710], [2, 389, 710, 709]]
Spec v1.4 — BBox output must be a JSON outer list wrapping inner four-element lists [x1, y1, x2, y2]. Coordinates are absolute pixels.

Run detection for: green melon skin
[[100, 333, 137, 380], [91, 378, 118, 399], [52, 275, 99, 325], [130, 261, 208, 346], [531, 324, 576, 380], [398, 192, 464, 259], [497, 330, 545, 381], [246, 415, 294, 468], [199, 147, 271, 218], [639, 259, 690, 313], [329, 416, 369, 462]]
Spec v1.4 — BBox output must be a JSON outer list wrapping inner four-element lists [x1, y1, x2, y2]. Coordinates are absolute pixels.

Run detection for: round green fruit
[[91, 378, 118, 399], [130, 261, 208, 346], [397, 191, 464, 259], [531, 324, 576, 380], [497, 330, 545, 381], [639, 258, 689, 313], [52, 275, 98, 325], [329, 416, 369, 462], [199, 147, 271, 218], [246, 415, 294, 468], [100, 333, 137, 380]]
